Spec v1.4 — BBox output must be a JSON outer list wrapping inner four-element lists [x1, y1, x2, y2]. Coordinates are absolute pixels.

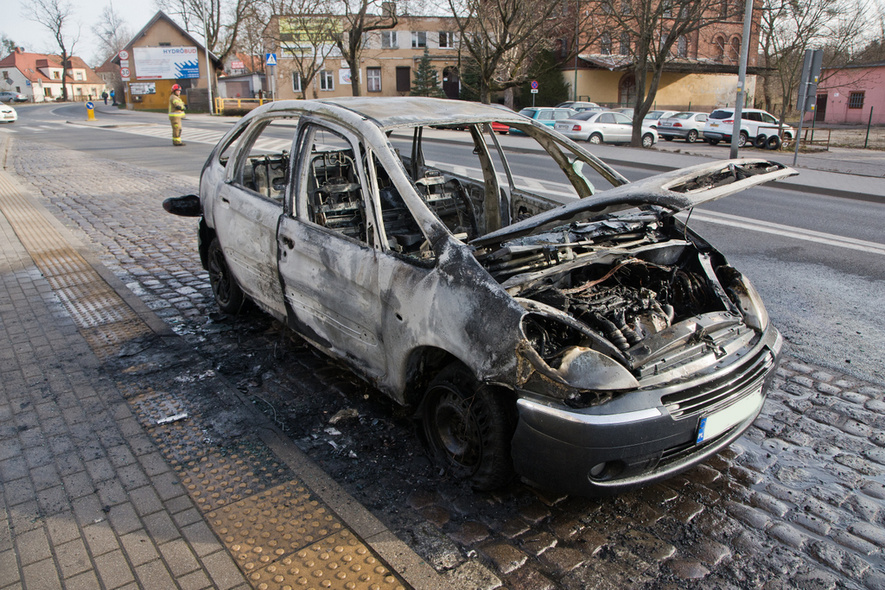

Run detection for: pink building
[[812, 61, 885, 125]]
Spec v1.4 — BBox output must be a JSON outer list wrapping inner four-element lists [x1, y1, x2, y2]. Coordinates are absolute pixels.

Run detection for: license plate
[[710, 122, 719, 128], [696, 389, 762, 444], [555, 124, 567, 130]]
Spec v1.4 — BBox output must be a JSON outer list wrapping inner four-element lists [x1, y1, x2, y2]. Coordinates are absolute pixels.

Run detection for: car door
[[213, 115, 297, 320], [276, 121, 388, 379], [611, 112, 633, 141]]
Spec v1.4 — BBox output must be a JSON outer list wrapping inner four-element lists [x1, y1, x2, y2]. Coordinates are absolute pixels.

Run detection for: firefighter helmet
[[171, 84, 182, 92]]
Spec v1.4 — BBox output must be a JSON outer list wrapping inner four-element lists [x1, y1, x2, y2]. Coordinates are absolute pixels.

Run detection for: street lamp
[[573, 0, 579, 101], [728, 0, 754, 158], [203, 0, 215, 114]]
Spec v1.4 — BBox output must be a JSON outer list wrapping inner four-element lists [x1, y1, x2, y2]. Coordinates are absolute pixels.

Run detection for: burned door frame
[[277, 120, 389, 380], [214, 114, 295, 320]]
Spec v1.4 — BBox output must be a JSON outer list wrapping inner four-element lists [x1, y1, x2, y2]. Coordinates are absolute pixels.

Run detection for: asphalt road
[[3, 101, 884, 385]]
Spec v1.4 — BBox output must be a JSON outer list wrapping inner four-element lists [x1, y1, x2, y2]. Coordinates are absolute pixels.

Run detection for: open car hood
[[472, 159, 796, 248]]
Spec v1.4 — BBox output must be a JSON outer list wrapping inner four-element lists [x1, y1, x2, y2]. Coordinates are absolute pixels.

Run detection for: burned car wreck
[[165, 97, 792, 496]]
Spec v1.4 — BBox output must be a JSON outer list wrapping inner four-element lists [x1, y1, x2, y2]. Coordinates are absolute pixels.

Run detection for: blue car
[[510, 107, 576, 134]]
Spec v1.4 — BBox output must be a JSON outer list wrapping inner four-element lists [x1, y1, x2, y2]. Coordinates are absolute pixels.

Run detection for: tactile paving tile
[[206, 481, 346, 574], [245, 529, 407, 590], [176, 442, 294, 513], [80, 320, 154, 360]]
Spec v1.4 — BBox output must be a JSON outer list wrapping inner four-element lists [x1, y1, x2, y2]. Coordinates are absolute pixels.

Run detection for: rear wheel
[[686, 129, 698, 143], [641, 133, 655, 148], [737, 131, 749, 148], [422, 364, 514, 491], [207, 238, 244, 314], [588, 133, 603, 145]]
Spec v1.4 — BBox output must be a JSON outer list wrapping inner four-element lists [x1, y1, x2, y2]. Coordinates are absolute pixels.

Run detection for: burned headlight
[[520, 313, 639, 392], [719, 266, 769, 331]]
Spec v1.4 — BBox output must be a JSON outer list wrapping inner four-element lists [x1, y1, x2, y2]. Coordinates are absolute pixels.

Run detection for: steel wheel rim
[[429, 387, 481, 470], [208, 248, 233, 306]]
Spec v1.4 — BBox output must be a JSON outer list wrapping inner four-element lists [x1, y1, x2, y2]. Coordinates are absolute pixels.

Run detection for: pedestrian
[[168, 84, 186, 147], [101, 90, 108, 105], [110, 89, 116, 106]]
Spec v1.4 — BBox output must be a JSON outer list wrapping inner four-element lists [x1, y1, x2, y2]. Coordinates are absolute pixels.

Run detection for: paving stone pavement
[[2, 134, 884, 589]]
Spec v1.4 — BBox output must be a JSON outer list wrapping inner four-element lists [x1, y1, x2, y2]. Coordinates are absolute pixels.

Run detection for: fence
[[214, 97, 272, 115]]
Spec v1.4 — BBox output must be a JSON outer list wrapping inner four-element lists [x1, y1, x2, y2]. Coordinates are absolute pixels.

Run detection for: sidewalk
[[0, 148, 452, 588]]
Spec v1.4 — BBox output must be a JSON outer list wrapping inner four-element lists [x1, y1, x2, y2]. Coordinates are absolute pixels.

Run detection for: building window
[[292, 72, 303, 93], [411, 31, 426, 48], [53, 71, 60, 79], [382, 31, 398, 48], [75, 71, 84, 80], [439, 31, 454, 48], [396, 66, 410, 92], [619, 33, 630, 55], [730, 36, 741, 63], [720, 0, 728, 17], [600, 33, 612, 55], [159, 42, 171, 47], [367, 67, 382, 92], [44, 88, 52, 97], [848, 92, 864, 109], [319, 70, 334, 91], [714, 35, 726, 61], [677, 36, 688, 57]]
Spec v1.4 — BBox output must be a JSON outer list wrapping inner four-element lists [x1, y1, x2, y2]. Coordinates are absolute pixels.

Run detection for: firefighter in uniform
[[168, 84, 186, 146]]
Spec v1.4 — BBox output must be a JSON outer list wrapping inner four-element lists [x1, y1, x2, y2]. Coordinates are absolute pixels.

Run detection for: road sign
[[120, 68, 130, 78], [85, 101, 95, 110], [266, 53, 277, 66], [119, 50, 129, 61], [531, 80, 538, 89], [530, 89, 538, 94]]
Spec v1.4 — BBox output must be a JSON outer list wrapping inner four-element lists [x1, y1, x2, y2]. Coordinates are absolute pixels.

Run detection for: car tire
[[754, 134, 768, 149], [737, 131, 749, 148], [207, 238, 245, 314], [641, 133, 655, 148], [766, 135, 782, 150], [422, 364, 514, 491], [588, 133, 603, 145], [686, 130, 698, 143], [707, 138, 720, 146]]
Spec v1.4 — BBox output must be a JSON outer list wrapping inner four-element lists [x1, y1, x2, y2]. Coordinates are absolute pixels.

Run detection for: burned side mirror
[[163, 194, 201, 217]]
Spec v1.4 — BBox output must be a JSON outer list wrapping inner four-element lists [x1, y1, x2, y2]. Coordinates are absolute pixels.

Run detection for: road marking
[[97, 124, 290, 152], [682, 209, 885, 256]]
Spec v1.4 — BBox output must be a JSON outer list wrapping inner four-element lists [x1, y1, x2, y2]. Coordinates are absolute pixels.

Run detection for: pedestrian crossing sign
[[265, 53, 277, 66]]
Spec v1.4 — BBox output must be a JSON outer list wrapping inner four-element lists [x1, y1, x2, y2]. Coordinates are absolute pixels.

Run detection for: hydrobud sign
[[133, 47, 200, 80]]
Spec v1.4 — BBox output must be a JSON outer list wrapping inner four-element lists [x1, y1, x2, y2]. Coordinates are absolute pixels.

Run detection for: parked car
[[0, 103, 16, 123], [657, 112, 709, 143], [611, 107, 634, 118], [0, 91, 27, 103], [643, 110, 679, 128], [554, 110, 658, 148], [556, 101, 602, 112], [164, 97, 790, 496], [490, 121, 510, 134], [509, 106, 576, 134], [703, 108, 795, 149]]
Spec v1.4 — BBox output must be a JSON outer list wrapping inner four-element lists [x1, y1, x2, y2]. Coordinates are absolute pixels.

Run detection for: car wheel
[[207, 238, 245, 314], [641, 133, 655, 148], [686, 129, 698, 143], [422, 364, 514, 491], [663, 136, 674, 141], [754, 133, 768, 149], [737, 131, 749, 148], [588, 133, 603, 144], [707, 138, 720, 146], [766, 135, 782, 150]]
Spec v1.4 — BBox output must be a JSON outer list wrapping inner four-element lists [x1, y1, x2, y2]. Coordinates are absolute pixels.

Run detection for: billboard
[[133, 47, 200, 80], [279, 17, 342, 59]]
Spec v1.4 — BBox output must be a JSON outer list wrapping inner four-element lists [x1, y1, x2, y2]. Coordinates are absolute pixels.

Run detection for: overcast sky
[[2, 0, 175, 65]]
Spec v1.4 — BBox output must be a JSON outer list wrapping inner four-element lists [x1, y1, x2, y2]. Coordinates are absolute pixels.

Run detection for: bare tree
[[275, 12, 341, 98], [24, 0, 80, 100], [585, 0, 732, 146], [331, 0, 398, 96], [157, 0, 253, 62], [446, 0, 572, 104], [758, 0, 868, 119], [93, 4, 133, 63]]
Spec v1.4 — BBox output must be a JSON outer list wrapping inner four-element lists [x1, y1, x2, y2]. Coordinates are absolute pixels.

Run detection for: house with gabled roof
[[0, 48, 106, 103], [113, 11, 223, 111]]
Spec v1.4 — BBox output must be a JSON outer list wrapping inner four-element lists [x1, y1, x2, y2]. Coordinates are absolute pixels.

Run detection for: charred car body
[[166, 97, 792, 496]]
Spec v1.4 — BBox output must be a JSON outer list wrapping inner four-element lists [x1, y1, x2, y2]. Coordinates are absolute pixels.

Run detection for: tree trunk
[[504, 87, 515, 109]]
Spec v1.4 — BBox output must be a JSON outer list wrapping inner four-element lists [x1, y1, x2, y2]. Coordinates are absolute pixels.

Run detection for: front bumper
[[511, 326, 782, 496]]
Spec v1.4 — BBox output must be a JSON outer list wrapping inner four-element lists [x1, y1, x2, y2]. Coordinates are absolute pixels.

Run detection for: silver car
[[165, 97, 791, 495], [657, 112, 709, 143], [555, 110, 658, 148]]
